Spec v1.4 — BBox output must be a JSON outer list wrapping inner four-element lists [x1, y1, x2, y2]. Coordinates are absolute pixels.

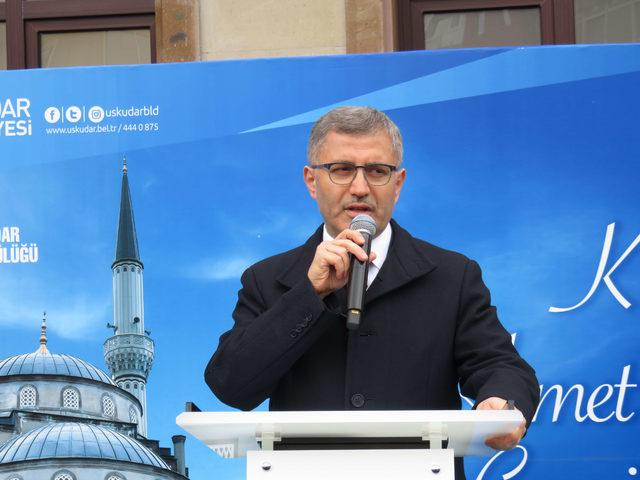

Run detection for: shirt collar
[[322, 222, 393, 270]]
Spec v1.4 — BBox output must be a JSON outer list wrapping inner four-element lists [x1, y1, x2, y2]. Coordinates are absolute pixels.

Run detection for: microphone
[[346, 214, 377, 330]]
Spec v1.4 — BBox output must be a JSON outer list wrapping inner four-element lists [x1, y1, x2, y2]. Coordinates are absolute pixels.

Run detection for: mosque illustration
[[0, 163, 188, 480]]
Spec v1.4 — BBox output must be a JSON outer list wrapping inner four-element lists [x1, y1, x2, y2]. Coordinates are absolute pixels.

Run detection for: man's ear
[[393, 168, 406, 204], [303, 165, 317, 199]]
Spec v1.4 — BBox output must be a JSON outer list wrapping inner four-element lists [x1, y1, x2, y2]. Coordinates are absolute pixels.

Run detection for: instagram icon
[[88, 106, 105, 123]]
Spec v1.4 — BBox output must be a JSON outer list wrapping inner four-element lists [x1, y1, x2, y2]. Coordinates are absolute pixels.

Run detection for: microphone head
[[350, 214, 377, 237]]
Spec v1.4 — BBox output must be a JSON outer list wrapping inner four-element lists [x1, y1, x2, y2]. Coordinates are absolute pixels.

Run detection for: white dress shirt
[[322, 222, 392, 289]]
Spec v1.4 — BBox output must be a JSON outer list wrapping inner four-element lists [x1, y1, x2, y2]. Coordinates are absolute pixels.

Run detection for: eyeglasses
[[310, 162, 398, 186]]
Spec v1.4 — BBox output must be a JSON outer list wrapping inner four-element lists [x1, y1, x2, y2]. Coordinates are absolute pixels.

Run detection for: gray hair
[[307, 106, 403, 165]]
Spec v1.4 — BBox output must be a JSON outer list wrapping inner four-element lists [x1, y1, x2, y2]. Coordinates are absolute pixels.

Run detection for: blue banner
[[1, 44, 639, 479]]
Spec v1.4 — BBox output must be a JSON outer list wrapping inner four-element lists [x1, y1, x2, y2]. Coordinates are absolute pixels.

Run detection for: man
[[205, 106, 539, 478]]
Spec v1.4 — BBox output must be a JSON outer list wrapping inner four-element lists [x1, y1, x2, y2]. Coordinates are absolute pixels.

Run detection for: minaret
[[104, 159, 154, 437], [38, 312, 49, 354]]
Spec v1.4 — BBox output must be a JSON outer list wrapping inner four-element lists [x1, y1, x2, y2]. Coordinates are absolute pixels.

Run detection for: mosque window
[[105, 473, 126, 480], [52, 471, 76, 480], [129, 406, 138, 424], [102, 395, 116, 417], [123, 267, 128, 272], [61, 387, 80, 409], [18, 385, 37, 408]]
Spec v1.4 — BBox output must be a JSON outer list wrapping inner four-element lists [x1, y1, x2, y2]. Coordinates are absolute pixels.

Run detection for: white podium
[[177, 410, 522, 480]]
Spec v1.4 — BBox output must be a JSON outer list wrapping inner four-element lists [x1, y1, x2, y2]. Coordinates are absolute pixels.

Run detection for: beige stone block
[[200, 0, 347, 60], [346, 0, 383, 53], [345, 0, 396, 53], [203, 45, 347, 61]]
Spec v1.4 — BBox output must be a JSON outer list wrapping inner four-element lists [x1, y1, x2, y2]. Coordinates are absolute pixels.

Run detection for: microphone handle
[[346, 231, 372, 330]]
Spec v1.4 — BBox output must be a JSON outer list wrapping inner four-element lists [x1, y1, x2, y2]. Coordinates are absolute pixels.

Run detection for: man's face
[[303, 130, 406, 237]]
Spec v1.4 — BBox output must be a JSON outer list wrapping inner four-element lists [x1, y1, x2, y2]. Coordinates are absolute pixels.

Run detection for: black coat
[[205, 221, 539, 477]]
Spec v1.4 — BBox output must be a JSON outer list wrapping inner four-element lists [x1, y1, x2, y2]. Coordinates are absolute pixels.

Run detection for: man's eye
[[368, 166, 389, 176], [331, 164, 354, 174]]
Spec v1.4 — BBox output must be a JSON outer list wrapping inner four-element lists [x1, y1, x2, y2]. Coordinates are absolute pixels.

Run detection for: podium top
[[177, 410, 523, 458]]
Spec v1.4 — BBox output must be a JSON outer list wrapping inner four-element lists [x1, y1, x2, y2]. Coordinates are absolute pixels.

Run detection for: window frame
[[0, 4, 4, 35], [26, 14, 155, 68], [18, 384, 38, 408], [60, 385, 81, 410], [101, 393, 117, 418], [396, 0, 576, 51], [3, 0, 155, 69], [51, 470, 76, 480], [128, 405, 138, 424], [0, 16, 6, 70], [104, 472, 127, 480]]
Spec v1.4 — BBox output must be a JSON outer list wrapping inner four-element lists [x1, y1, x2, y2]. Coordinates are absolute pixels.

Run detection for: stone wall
[[154, 0, 395, 63]]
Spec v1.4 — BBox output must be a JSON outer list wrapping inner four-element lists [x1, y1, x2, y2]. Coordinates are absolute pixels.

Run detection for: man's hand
[[476, 397, 526, 450], [308, 229, 376, 298]]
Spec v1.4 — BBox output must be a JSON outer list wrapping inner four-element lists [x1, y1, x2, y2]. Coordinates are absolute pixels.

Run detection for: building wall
[[199, 0, 348, 60], [0, 412, 137, 447], [153, 0, 395, 64], [0, 459, 183, 480], [0, 378, 141, 428]]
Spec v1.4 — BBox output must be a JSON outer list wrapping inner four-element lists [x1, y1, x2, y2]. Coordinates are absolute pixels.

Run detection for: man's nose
[[349, 167, 370, 196]]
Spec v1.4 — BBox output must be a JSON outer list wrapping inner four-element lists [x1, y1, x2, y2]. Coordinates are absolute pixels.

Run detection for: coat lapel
[[275, 221, 437, 307], [364, 220, 437, 305], [276, 226, 323, 289]]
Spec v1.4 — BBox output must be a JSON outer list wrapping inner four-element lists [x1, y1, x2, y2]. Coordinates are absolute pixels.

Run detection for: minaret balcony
[[104, 333, 155, 378]]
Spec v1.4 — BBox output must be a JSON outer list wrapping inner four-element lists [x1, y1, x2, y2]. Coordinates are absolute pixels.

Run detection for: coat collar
[[276, 220, 437, 303]]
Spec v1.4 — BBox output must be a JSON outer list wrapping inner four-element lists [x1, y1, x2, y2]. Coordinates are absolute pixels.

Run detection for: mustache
[[343, 200, 375, 211]]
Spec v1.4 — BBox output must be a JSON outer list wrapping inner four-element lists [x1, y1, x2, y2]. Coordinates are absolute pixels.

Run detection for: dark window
[[423, 7, 542, 49], [1, 18, 7, 70], [61, 386, 80, 409], [397, 0, 580, 50], [574, 0, 640, 44], [2, 0, 155, 69], [18, 384, 37, 408]]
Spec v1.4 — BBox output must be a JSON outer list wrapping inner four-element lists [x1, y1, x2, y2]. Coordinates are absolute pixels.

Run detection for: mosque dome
[[0, 351, 114, 385], [0, 317, 144, 432], [0, 316, 114, 386], [0, 422, 170, 469]]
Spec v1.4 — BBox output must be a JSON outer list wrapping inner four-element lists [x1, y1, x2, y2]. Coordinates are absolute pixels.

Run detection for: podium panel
[[247, 449, 454, 480], [177, 409, 523, 458], [178, 410, 523, 480]]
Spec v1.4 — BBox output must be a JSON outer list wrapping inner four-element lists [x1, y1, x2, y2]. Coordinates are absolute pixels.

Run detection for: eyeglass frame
[[309, 161, 399, 186]]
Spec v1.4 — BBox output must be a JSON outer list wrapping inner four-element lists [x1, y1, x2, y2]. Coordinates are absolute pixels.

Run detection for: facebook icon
[[44, 107, 61, 124]]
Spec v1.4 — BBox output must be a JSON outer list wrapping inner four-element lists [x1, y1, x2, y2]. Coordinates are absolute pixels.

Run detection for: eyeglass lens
[[328, 163, 392, 185]]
